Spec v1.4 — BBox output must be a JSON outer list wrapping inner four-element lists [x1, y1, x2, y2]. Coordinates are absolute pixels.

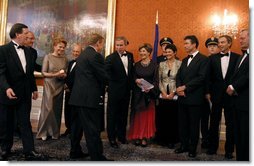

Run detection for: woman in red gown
[[128, 43, 159, 147]]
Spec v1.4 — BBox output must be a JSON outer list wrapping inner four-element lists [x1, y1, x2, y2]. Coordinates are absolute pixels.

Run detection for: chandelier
[[211, 9, 238, 39]]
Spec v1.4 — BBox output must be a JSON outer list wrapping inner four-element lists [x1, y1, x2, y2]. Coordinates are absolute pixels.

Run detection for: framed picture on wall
[[0, 0, 115, 64]]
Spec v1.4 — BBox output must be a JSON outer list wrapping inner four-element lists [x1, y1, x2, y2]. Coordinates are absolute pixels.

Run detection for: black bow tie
[[121, 53, 127, 57], [220, 53, 229, 57], [241, 50, 248, 56], [188, 54, 193, 58], [17, 45, 25, 49]]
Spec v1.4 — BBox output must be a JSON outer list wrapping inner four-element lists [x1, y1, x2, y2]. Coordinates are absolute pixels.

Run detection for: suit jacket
[[69, 46, 107, 109], [230, 54, 249, 112], [206, 52, 240, 103], [176, 52, 208, 105], [65, 59, 76, 90], [29, 47, 42, 72], [0, 42, 37, 105], [105, 51, 134, 99]]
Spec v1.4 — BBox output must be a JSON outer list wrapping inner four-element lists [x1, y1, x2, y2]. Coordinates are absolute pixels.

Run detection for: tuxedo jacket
[[230, 54, 249, 112], [0, 42, 37, 105], [105, 51, 134, 99], [65, 59, 76, 90], [69, 46, 107, 109], [206, 52, 240, 104], [176, 52, 208, 105], [29, 47, 42, 72]]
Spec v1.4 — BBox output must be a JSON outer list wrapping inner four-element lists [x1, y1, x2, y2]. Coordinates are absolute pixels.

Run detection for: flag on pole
[[152, 10, 159, 63]]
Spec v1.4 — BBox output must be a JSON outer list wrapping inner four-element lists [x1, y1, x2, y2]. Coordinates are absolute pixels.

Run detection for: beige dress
[[36, 53, 68, 139]]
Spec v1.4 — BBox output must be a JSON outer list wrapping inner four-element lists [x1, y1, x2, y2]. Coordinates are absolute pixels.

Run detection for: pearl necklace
[[141, 60, 151, 67]]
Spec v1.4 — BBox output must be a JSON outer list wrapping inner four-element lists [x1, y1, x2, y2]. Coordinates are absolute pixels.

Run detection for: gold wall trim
[[105, 0, 116, 57], [0, 0, 8, 45]]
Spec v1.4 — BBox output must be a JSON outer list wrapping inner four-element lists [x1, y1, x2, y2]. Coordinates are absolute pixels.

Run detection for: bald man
[[63, 44, 82, 137], [24, 31, 41, 72]]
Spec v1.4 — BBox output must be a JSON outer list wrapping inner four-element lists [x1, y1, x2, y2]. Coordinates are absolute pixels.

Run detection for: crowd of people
[[0, 23, 249, 161]]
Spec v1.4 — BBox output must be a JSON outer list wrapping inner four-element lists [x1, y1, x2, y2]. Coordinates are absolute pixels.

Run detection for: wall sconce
[[211, 9, 238, 39]]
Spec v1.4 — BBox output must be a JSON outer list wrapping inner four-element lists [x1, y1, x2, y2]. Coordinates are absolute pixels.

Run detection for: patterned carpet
[[6, 134, 235, 161]]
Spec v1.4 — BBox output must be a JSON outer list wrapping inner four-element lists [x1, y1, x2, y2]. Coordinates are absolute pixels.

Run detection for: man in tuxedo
[[206, 35, 240, 159], [62, 44, 82, 137], [226, 29, 249, 161], [24, 31, 41, 72], [175, 35, 208, 158], [105, 36, 134, 148], [69, 34, 111, 161], [0, 23, 41, 160]]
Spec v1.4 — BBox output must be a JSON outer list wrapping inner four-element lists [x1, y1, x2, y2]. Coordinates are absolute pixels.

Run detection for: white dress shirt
[[220, 51, 230, 79], [187, 50, 199, 66], [13, 40, 26, 73], [119, 52, 128, 75]]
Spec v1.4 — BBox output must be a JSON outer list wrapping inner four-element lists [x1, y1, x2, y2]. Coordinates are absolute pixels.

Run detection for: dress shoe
[[70, 152, 89, 159], [98, 156, 114, 161], [206, 149, 216, 155], [118, 139, 128, 144], [134, 139, 141, 146], [41, 136, 47, 141], [141, 139, 148, 147], [1, 150, 10, 160], [225, 153, 234, 159], [109, 141, 119, 148], [24, 150, 42, 158], [174, 147, 188, 154], [188, 152, 197, 158], [61, 129, 70, 137], [167, 143, 175, 149], [201, 141, 209, 149]]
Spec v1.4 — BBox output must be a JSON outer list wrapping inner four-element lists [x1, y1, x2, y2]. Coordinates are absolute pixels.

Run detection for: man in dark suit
[[62, 43, 82, 137], [206, 35, 240, 159], [0, 23, 41, 160], [62, 44, 89, 159], [200, 37, 220, 149], [69, 34, 111, 161], [24, 31, 41, 72], [105, 36, 134, 148], [226, 29, 249, 161], [175, 35, 208, 158]]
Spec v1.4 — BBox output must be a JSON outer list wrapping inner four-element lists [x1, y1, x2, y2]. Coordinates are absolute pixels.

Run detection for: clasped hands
[[176, 85, 186, 97]]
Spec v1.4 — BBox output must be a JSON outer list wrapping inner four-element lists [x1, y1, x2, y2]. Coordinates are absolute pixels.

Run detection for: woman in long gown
[[157, 44, 182, 148], [36, 38, 68, 140], [128, 43, 159, 147]]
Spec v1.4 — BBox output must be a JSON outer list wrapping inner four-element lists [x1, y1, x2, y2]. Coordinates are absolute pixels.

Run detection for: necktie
[[220, 53, 229, 57], [188, 54, 193, 58]]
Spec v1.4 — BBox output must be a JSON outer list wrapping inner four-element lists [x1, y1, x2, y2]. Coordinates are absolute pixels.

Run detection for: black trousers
[[208, 102, 234, 153], [107, 94, 130, 142], [70, 108, 83, 154], [200, 100, 211, 143], [0, 102, 34, 153], [155, 99, 179, 144], [234, 109, 249, 161], [74, 106, 105, 161], [178, 104, 202, 153], [64, 91, 72, 133]]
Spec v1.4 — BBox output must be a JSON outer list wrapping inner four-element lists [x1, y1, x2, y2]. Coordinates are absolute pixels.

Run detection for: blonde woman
[[36, 37, 68, 140]]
